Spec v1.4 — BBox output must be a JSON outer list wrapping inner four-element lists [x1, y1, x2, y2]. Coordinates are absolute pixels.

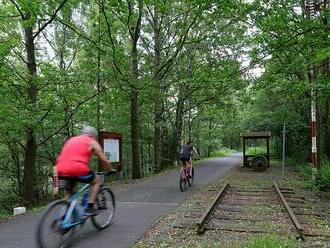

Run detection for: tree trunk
[[130, 88, 141, 178], [171, 84, 185, 161], [323, 96, 330, 160], [154, 102, 162, 171], [208, 119, 212, 157], [129, 0, 142, 178], [153, 5, 163, 170], [22, 24, 38, 205], [188, 108, 192, 142], [23, 128, 37, 204], [8, 143, 22, 195], [320, 54, 330, 161], [317, 102, 321, 168], [130, 43, 141, 178], [140, 128, 144, 176]]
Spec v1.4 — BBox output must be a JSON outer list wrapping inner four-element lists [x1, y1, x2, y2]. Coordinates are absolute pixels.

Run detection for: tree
[[3, 0, 69, 205]]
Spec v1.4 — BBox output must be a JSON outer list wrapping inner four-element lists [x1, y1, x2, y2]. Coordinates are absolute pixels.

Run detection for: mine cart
[[241, 131, 271, 171]]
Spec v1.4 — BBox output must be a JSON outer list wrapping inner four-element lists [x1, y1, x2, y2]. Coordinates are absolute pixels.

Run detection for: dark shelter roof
[[241, 131, 271, 139]]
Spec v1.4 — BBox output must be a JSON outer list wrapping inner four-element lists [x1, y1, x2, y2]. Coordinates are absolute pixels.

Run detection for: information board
[[104, 138, 120, 162], [99, 131, 123, 170]]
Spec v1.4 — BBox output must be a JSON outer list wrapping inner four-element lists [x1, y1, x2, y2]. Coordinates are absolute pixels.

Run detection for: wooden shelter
[[241, 131, 271, 167]]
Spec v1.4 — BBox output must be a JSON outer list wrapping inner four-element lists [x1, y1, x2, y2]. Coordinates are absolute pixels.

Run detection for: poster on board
[[103, 138, 120, 163]]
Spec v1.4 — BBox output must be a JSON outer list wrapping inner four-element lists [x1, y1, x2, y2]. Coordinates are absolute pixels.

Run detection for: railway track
[[196, 181, 308, 240]]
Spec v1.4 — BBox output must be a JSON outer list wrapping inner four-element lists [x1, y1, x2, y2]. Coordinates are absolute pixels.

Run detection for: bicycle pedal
[[84, 208, 100, 216]]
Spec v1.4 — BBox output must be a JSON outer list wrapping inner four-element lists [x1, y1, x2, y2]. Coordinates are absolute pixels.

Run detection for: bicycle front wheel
[[91, 187, 116, 230], [36, 200, 76, 248]]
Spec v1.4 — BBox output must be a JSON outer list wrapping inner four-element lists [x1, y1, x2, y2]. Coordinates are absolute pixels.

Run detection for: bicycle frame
[[181, 162, 192, 178], [62, 183, 90, 229]]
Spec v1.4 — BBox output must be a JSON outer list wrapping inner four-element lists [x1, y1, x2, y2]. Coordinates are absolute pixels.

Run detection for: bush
[[294, 162, 313, 177], [317, 160, 330, 191], [0, 178, 22, 216], [0, 190, 20, 216]]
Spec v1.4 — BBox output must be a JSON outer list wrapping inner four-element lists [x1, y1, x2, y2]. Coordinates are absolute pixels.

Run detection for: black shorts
[[180, 157, 190, 162], [59, 171, 95, 193]]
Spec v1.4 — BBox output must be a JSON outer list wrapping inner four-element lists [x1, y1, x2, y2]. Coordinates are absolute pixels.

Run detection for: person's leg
[[187, 159, 192, 177], [59, 177, 76, 199], [88, 175, 101, 205], [184, 159, 190, 178], [181, 159, 186, 179], [77, 172, 101, 214], [185, 159, 191, 177]]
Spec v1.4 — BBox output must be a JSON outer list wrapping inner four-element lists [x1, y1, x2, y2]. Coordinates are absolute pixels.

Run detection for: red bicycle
[[179, 162, 194, 192]]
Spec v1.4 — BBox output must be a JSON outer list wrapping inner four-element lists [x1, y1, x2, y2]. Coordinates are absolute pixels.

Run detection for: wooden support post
[[267, 138, 270, 167], [243, 138, 246, 166]]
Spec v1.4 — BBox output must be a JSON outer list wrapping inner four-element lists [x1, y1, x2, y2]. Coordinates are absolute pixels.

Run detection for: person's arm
[[192, 147, 201, 159], [90, 140, 112, 171]]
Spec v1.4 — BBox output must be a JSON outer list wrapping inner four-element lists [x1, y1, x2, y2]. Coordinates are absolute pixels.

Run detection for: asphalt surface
[[0, 153, 241, 248]]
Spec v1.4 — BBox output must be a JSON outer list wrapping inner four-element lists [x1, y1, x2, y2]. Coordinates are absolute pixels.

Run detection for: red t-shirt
[[56, 135, 94, 177]]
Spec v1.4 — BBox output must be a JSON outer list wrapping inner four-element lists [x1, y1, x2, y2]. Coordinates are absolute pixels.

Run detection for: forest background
[[0, 0, 329, 213]]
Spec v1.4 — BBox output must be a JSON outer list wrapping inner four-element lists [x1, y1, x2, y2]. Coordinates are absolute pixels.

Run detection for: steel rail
[[196, 182, 230, 234], [273, 181, 305, 240]]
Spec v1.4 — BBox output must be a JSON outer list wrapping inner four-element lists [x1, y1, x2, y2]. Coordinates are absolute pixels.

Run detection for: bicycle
[[179, 161, 194, 192], [36, 172, 116, 248]]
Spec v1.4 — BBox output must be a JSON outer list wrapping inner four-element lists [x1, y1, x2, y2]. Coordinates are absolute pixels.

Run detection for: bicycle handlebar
[[96, 170, 118, 176]]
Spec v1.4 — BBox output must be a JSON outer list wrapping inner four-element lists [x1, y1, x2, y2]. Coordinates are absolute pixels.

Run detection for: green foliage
[[0, 179, 20, 213], [0, 0, 328, 209], [239, 234, 298, 248], [316, 160, 330, 191], [246, 146, 266, 156], [295, 163, 313, 177], [210, 148, 235, 158], [288, 163, 317, 190]]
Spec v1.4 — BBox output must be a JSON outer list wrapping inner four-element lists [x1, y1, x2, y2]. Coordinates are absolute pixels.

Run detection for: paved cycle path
[[0, 153, 241, 248]]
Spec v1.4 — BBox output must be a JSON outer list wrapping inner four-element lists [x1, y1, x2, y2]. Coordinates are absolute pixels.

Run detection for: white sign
[[104, 139, 120, 162]]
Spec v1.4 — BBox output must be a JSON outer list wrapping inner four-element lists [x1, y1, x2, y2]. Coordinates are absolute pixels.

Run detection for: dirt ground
[[135, 161, 330, 248]]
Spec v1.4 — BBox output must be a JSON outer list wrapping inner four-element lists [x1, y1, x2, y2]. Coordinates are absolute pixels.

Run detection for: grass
[[210, 148, 236, 158], [282, 162, 318, 190], [246, 146, 266, 156], [135, 235, 298, 248], [317, 160, 330, 191], [316, 219, 330, 231], [238, 234, 298, 248]]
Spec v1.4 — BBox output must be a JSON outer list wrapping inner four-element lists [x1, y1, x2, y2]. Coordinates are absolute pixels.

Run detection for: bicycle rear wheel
[[36, 200, 76, 248], [179, 170, 188, 192], [91, 187, 116, 230]]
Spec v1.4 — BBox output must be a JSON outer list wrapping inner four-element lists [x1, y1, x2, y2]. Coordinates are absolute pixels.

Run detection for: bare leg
[[184, 161, 189, 178], [88, 175, 101, 205], [186, 160, 192, 176], [181, 161, 187, 179]]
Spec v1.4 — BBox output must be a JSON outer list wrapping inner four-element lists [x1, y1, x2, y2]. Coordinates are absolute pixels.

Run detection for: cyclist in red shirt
[[55, 126, 112, 215]]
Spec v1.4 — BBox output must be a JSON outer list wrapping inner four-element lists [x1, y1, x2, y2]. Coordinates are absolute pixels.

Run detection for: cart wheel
[[252, 156, 267, 172]]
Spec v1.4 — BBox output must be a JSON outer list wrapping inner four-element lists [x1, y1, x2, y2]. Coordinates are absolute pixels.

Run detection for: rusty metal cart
[[241, 131, 271, 171]]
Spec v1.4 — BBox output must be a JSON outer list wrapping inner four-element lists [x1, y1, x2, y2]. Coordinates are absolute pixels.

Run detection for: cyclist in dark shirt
[[179, 140, 200, 177]]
